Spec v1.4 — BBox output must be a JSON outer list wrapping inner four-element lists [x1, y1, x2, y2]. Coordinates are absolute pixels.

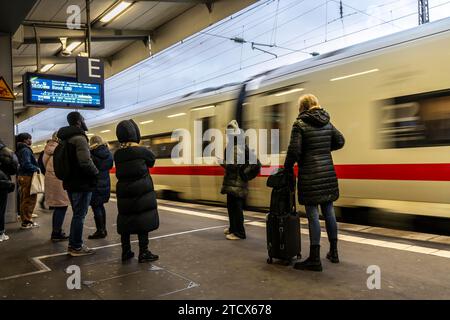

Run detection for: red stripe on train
[[110, 163, 450, 181]]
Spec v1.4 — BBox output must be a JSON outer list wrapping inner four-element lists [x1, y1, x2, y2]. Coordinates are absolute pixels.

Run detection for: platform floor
[[0, 199, 449, 300]]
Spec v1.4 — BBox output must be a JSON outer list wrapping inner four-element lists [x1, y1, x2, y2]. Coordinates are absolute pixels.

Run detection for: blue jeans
[[51, 206, 68, 236], [68, 192, 92, 249], [305, 202, 338, 246]]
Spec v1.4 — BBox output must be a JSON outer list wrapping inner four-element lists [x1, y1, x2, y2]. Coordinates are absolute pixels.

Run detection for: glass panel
[[378, 89, 450, 148]]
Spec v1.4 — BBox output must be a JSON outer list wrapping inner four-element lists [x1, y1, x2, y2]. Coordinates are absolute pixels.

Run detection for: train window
[[107, 134, 179, 159], [378, 89, 450, 148], [263, 104, 288, 153], [146, 134, 179, 159]]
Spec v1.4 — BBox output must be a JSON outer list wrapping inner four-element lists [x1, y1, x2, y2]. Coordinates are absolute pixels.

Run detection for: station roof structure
[[3, 0, 255, 118]]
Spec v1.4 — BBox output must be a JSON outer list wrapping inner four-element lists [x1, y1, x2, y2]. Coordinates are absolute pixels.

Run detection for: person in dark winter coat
[[284, 94, 345, 272], [88, 135, 113, 239], [57, 112, 99, 257], [220, 120, 260, 240], [16, 133, 40, 229], [0, 139, 19, 242], [114, 119, 159, 263]]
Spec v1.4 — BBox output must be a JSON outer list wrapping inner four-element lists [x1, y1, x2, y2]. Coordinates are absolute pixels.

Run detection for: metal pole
[[33, 25, 41, 71], [86, 0, 92, 57]]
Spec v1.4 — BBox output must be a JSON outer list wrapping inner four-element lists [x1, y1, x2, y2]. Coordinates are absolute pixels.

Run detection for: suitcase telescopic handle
[[279, 226, 284, 250]]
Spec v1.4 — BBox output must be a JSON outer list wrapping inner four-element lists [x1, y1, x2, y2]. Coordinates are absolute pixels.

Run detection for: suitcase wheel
[[267, 257, 273, 264]]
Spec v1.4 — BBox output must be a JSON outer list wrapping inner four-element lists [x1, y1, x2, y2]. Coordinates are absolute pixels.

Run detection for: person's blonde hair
[[89, 135, 107, 149], [298, 94, 320, 113]]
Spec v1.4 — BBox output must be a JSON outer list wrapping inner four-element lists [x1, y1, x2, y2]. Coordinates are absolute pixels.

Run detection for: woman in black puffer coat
[[88, 136, 113, 239], [114, 120, 159, 263], [284, 94, 345, 272]]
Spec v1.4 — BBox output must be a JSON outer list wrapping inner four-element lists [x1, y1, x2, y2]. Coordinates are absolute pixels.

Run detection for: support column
[[0, 32, 17, 223]]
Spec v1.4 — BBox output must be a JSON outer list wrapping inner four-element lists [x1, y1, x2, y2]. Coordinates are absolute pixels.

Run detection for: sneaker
[[0, 234, 9, 242], [138, 251, 159, 263], [88, 230, 107, 239], [32, 213, 39, 218], [226, 233, 243, 240], [21, 221, 39, 229], [68, 245, 95, 257], [224, 228, 230, 235], [51, 232, 69, 242]]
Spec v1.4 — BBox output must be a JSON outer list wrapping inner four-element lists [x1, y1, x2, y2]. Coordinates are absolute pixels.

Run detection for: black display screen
[[23, 72, 104, 109]]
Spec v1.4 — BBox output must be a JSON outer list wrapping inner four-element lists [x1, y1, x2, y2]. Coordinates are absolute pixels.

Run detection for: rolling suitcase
[[266, 169, 301, 265]]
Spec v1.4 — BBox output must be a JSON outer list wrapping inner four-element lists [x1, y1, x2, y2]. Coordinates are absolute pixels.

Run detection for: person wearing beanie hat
[[43, 131, 70, 241], [114, 120, 159, 263], [220, 120, 260, 240], [57, 111, 99, 256], [88, 135, 113, 239]]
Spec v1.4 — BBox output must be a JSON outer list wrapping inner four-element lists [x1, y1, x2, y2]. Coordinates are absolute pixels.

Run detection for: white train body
[[49, 18, 450, 218]]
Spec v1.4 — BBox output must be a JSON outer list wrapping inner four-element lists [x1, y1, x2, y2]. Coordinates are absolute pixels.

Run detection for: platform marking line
[[159, 205, 251, 222], [111, 203, 450, 259], [0, 224, 227, 281], [244, 218, 450, 259]]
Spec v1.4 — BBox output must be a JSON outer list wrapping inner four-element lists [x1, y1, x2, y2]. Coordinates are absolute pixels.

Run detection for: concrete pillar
[[0, 32, 17, 223]]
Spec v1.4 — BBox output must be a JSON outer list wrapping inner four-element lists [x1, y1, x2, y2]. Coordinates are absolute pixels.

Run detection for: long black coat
[[90, 145, 113, 206], [114, 145, 159, 234], [284, 108, 345, 205]]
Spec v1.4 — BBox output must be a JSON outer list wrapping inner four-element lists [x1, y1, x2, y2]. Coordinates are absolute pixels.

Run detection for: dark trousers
[[91, 204, 106, 232], [51, 206, 68, 236], [121, 233, 149, 253], [68, 191, 92, 249], [226, 194, 246, 239], [0, 190, 7, 234]]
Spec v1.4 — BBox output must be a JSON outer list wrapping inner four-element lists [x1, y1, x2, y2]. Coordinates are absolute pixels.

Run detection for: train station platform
[[1, 199, 449, 300]]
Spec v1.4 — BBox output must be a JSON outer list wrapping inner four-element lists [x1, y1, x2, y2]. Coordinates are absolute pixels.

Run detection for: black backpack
[[0, 145, 19, 176], [53, 140, 72, 180]]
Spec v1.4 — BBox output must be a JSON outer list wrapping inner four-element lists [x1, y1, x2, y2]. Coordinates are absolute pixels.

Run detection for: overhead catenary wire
[[117, 1, 445, 105], [105, 0, 443, 105]]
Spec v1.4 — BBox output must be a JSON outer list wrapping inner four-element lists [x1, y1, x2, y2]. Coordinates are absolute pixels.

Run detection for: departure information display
[[23, 73, 104, 109]]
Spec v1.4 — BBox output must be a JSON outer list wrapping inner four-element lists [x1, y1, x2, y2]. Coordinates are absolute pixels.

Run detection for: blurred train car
[[35, 17, 450, 230]]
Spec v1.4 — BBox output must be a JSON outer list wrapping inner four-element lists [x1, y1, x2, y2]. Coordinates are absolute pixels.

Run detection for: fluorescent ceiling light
[[100, 1, 133, 23], [167, 112, 186, 118], [274, 88, 304, 97], [100, 130, 111, 133], [40, 64, 55, 72], [191, 105, 215, 111], [139, 120, 154, 124], [330, 68, 379, 82], [65, 41, 82, 53]]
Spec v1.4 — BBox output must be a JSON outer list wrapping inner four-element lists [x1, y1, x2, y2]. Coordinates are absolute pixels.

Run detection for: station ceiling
[[6, 0, 255, 117]]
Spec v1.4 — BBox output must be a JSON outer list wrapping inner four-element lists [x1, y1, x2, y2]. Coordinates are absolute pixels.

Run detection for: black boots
[[138, 250, 159, 263], [294, 245, 322, 272], [122, 250, 135, 262], [88, 214, 107, 239], [327, 239, 339, 263]]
